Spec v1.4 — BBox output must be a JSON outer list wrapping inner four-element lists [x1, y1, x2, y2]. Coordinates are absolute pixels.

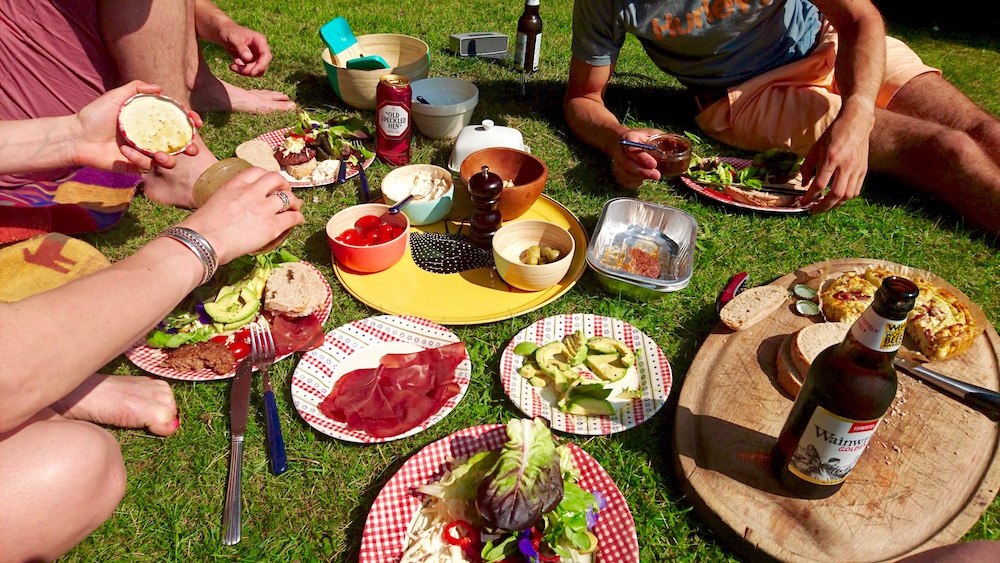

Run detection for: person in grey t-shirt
[[564, 0, 1000, 236]]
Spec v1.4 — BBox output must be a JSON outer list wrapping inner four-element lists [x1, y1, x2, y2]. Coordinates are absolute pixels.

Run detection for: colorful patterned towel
[[0, 233, 111, 302], [0, 167, 140, 244]]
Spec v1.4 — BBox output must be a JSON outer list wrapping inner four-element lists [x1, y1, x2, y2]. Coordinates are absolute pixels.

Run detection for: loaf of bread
[[719, 285, 788, 330], [775, 333, 803, 397]]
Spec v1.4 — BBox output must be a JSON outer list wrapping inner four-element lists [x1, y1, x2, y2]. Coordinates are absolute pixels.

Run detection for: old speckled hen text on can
[[375, 74, 411, 166]]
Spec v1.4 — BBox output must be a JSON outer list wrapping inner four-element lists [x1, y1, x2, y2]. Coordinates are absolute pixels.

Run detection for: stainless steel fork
[[251, 322, 287, 476]]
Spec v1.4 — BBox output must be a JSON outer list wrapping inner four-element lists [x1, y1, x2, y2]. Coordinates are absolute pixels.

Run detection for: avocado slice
[[518, 362, 547, 384], [213, 285, 240, 309], [534, 341, 569, 378], [586, 337, 636, 368], [204, 287, 259, 325], [562, 330, 589, 366], [565, 396, 616, 416], [585, 353, 629, 382]]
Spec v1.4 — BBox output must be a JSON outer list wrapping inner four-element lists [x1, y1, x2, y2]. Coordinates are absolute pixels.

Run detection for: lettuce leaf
[[477, 418, 564, 531], [416, 450, 498, 501]]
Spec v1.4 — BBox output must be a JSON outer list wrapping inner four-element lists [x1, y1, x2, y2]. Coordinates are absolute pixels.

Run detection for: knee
[[61, 422, 127, 523], [969, 118, 1000, 146], [926, 128, 981, 165]]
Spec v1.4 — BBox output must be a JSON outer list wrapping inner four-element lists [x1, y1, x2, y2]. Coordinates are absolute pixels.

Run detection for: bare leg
[[887, 73, 1000, 166], [0, 409, 127, 561], [51, 373, 179, 437], [868, 109, 1000, 236], [898, 541, 1000, 562]]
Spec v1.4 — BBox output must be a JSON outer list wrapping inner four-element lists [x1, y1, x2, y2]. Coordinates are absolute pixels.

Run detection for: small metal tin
[[586, 198, 697, 297]]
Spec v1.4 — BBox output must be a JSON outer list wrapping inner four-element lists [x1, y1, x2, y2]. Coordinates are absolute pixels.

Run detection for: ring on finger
[[272, 190, 291, 213]]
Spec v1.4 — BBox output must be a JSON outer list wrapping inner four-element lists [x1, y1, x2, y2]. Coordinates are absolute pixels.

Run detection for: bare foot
[[140, 137, 217, 208], [51, 374, 179, 436], [191, 66, 295, 114]]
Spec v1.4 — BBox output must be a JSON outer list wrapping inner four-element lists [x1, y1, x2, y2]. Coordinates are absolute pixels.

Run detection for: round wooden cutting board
[[674, 258, 1000, 562]]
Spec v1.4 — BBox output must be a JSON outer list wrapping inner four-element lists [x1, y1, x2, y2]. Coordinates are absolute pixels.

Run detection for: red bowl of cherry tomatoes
[[326, 203, 410, 273]]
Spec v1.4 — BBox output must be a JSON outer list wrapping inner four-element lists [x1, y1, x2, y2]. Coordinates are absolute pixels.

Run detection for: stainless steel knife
[[221, 357, 253, 545], [893, 356, 1000, 422]]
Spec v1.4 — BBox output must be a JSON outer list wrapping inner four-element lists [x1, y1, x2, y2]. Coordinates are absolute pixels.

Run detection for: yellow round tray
[[333, 194, 588, 325]]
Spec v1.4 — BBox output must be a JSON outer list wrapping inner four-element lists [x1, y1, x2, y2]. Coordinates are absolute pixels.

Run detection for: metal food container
[[586, 198, 697, 300]]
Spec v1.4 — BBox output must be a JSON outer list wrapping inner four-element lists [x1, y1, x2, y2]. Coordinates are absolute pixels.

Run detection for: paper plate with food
[[359, 418, 640, 563], [680, 149, 812, 214], [499, 314, 672, 435], [290, 315, 472, 443], [235, 110, 375, 188], [125, 250, 332, 382]]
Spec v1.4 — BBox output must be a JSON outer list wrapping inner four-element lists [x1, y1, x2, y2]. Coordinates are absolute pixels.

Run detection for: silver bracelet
[[158, 227, 218, 285]]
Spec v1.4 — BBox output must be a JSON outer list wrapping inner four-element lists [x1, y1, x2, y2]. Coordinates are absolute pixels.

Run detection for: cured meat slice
[[319, 341, 468, 437], [269, 313, 325, 356]]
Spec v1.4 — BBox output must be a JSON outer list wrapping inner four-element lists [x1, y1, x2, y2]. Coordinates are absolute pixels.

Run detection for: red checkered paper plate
[[290, 315, 472, 443], [124, 262, 333, 382], [359, 424, 640, 563], [500, 314, 672, 435], [253, 127, 375, 188], [679, 156, 809, 215]]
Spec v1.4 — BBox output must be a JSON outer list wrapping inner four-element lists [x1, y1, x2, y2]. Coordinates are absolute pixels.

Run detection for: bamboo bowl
[[322, 34, 430, 110], [492, 220, 575, 291]]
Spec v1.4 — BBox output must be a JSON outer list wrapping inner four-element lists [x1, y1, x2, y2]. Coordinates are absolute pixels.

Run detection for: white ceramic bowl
[[381, 164, 455, 225], [409, 78, 479, 139]]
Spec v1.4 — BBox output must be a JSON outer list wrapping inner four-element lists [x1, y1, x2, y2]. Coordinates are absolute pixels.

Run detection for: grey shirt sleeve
[[572, 0, 625, 67]]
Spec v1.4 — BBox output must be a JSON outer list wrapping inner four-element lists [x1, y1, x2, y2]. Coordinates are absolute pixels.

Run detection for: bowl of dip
[[380, 164, 455, 225], [117, 93, 195, 156], [644, 133, 691, 179]]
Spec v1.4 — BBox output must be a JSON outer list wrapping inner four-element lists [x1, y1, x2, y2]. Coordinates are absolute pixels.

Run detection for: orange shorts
[[694, 22, 940, 155]]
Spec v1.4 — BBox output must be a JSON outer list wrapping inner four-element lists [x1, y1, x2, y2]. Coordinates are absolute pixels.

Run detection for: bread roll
[[719, 285, 788, 331], [235, 139, 282, 172], [263, 262, 327, 317]]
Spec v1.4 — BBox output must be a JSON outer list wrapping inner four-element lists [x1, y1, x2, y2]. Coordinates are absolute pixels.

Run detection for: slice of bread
[[791, 321, 850, 375], [775, 332, 804, 397], [719, 285, 788, 331], [723, 185, 799, 208], [236, 139, 281, 172], [263, 262, 327, 317]]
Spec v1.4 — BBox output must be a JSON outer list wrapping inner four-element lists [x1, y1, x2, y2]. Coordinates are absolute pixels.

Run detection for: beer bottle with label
[[772, 276, 918, 498], [514, 0, 542, 74]]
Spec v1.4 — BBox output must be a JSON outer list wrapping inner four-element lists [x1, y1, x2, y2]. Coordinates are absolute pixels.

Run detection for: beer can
[[375, 74, 412, 165]]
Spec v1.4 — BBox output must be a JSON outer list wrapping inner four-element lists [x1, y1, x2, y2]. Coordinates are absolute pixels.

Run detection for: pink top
[[0, 0, 119, 186]]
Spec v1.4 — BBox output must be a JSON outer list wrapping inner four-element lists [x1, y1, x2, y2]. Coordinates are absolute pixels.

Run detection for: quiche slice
[[907, 280, 978, 361], [819, 271, 877, 323], [820, 266, 978, 361]]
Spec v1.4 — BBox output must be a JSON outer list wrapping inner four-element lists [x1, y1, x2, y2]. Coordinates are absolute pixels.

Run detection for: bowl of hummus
[[117, 94, 195, 156], [380, 164, 455, 225]]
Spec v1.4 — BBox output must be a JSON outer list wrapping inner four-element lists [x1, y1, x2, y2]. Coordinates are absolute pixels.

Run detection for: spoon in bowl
[[388, 194, 414, 214]]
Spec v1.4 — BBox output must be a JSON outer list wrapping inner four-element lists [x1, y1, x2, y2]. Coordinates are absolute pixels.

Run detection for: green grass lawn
[[71, 1, 1000, 561]]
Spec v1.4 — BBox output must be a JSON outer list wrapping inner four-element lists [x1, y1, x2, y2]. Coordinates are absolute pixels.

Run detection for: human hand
[[613, 129, 664, 188], [216, 21, 273, 77], [180, 168, 303, 265], [800, 98, 875, 214], [74, 81, 202, 174]]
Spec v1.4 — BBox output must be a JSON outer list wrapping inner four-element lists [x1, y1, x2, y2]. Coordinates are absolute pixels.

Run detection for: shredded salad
[[400, 419, 606, 563]]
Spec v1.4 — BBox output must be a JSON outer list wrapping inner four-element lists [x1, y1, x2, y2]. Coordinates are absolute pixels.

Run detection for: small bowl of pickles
[[492, 220, 575, 291]]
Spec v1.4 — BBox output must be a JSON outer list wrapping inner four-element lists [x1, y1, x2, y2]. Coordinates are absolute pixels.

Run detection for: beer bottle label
[[377, 103, 409, 139], [850, 307, 907, 352], [787, 406, 881, 485], [514, 32, 541, 72]]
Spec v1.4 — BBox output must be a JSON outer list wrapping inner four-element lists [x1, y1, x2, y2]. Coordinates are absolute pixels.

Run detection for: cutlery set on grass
[[221, 322, 287, 546]]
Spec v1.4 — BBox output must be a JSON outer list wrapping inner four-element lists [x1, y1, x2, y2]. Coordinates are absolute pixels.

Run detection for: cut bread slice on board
[[791, 321, 851, 375], [719, 285, 788, 331], [776, 332, 804, 397]]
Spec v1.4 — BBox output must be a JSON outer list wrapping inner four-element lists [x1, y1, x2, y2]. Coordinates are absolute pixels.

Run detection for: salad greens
[[293, 109, 374, 166], [417, 418, 606, 562], [686, 147, 804, 191], [145, 249, 299, 348]]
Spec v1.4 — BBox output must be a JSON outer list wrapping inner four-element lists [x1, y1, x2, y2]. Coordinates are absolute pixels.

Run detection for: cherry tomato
[[391, 225, 405, 239], [337, 228, 361, 245], [355, 215, 381, 232], [377, 223, 396, 241], [228, 340, 251, 362], [363, 230, 382, 246]]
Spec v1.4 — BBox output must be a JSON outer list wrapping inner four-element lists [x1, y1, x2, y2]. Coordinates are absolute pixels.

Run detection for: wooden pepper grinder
[[468, 165, 503, 249]]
